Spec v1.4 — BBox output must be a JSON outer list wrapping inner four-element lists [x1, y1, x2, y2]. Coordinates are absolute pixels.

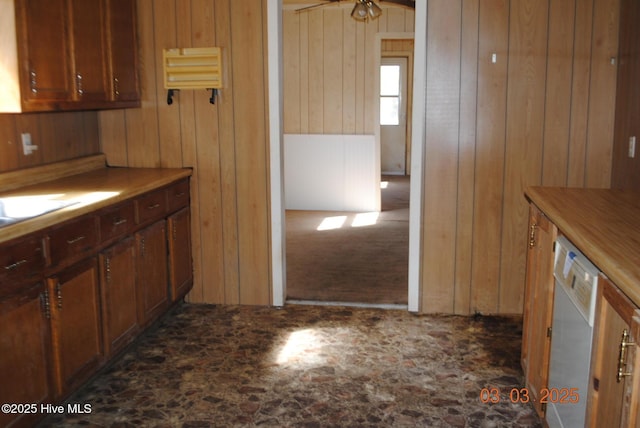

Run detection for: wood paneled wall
[[421, 0, 619, 314], [611, 0, 640, 190], [282, 0, 619, 314], [2, 0, 626, 315], [99, 0, 271, 305], [0, 112, 100, 172], [282, 5, 415, 134]]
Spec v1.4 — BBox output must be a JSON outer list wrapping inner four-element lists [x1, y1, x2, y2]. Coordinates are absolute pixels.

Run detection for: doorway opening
[[269, 3, 427, 311], [283, 35, 414, 308]]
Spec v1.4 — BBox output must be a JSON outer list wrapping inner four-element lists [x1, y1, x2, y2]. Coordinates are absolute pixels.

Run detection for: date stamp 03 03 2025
[[1, 402, 92, 416], [480, 387, 580, 405]]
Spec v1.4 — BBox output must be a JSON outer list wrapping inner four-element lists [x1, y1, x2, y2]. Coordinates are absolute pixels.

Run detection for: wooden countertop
[[0, 155, 191, 244], [525, 187, 640, 307]]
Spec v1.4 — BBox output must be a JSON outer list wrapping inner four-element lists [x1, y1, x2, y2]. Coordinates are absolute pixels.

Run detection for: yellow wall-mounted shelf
[[163, 47, 222, 90]]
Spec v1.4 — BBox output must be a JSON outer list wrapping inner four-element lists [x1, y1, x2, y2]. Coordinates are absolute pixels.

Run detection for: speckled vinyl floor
[[40, 304, 542, 427]]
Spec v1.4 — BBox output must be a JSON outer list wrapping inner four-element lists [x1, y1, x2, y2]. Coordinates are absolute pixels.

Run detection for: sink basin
[[0, 196, 77, 228]]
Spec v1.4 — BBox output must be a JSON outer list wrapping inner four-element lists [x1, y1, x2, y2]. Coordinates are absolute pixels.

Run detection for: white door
[[380, 57, 408, 175]]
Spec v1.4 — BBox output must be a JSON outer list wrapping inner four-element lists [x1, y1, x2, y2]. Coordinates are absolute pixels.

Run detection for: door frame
[[267, 0, 427, 312]]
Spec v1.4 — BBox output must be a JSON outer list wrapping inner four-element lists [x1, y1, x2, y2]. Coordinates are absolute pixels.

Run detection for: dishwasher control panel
[[554, 236, 600, 326]]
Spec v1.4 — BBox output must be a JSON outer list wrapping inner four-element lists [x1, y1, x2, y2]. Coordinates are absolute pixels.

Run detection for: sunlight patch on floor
[[317, 215, 347, 231], [316, 212, 380, 231]]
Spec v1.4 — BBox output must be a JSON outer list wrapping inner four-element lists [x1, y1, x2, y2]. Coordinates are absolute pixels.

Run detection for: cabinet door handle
[[4, 259, 27, 271], [105, 257, 111, 284], [113, 218, 128, 226], [528, 223, 537, 248], [30, 69, 37, 93], [114, 77, 120, 98], [617, 329, 635, 382], [76, 73, 84, 95], [66, 235, 86, 245], [55, 283, 63, 309], [41, 289, 51, 319]]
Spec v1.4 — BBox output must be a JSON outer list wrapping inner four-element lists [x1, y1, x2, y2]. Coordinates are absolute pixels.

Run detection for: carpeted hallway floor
[[286, 176, 409, 305], [40, 303, 542, 427]]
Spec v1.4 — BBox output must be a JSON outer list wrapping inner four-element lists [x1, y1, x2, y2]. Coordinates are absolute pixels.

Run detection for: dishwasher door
[[547, 236, 599, 428]]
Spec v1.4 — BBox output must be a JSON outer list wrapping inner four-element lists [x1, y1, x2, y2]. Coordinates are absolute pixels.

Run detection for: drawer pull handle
[[66, 236, 86, 245], [113, 218, 128, 226], [175, 192, 186, 198], [4, 259, 27, 270], [147, 203, 161, 210]]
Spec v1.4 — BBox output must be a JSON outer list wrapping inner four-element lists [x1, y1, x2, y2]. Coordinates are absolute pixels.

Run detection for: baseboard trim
[[286, 299, 408, 310]]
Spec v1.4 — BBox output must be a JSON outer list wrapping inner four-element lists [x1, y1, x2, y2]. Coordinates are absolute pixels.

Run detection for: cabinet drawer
[[0, 236, 46, 296], [100, 202, 135, 242], [135, 189, 167, 224], [48, 216, 99, 266], [166, 180, 190, 213]]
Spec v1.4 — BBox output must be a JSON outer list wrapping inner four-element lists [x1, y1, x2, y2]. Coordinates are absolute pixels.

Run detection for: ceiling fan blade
[[379, 0, 415, 8], [295, 0, 342, 12]]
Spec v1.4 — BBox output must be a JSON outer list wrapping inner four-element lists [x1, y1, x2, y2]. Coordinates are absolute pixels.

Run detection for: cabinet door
[[48, 258, 103, 398], [521, 204, 556, 418], [15, 0, 72, 105], [100, 237, 138, 356], [168, 208, 193, 301], [588, 276, 639, 427], [136, 221, 168, 326], [104, 0, 139, 103], [0, 282, 52, 428], [68, 0, 108, 102], [626, 312, 640, 428]]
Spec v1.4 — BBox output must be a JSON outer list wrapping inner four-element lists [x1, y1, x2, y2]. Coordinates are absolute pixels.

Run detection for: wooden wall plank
[[567, 0, 594, 187], [283, 10, 301, 134], [230, 0, 270, 305], [421, 0, 462, 313], [124, 0, 160, 168], [471, 0, 509, 314], [323, 9, 344, 134], [174, 0, 203, 305], [342, 10, 357, 133], [454, 0, 479, 315], [98, 110, 127, 166], [216, 0, 241, 304], [499, 0, 549, 314], [542, 0, 575, 187], [308, 9, 324, 133], [584, 0, 619, 188], [0, 115, 19, 171], [611, 0, 640, 190], [153, 0, 183, 168]]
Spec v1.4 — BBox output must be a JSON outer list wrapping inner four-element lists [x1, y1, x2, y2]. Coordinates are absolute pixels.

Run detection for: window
[[380, 64, 401, 125]]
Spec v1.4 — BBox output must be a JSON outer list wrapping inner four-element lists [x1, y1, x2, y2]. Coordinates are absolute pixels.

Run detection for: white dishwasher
[[547, 236, 599, 428]]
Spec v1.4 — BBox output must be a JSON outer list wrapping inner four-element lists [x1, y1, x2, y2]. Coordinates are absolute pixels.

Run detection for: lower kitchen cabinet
[[100, 237, 139, 356], [587, 276, 640, 427], [136, 220, 169, 326], [0, 174, 191, 427], [48, 258, 103, 398], [521, 204, 557, 418], [0, 282, 52, 428], [168, 208, 193, 301]]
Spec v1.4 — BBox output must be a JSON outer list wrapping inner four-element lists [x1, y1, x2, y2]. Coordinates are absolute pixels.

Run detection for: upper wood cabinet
[[0, 0, 139, 112]]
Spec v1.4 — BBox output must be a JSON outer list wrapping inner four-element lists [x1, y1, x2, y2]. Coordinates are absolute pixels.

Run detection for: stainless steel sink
[[0, 196, 77, 228]]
